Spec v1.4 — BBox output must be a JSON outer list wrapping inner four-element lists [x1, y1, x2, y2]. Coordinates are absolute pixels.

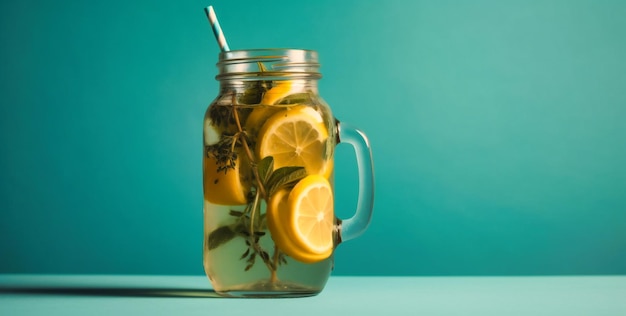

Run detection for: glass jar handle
[[335, 120, 375, 243]]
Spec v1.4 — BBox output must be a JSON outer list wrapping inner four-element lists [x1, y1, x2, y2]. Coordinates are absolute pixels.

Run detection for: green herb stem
[[230, 95, 276, 282], [271, 245, 280, 283], [249, 190, 260, 238], [231, 97, 267, 200]]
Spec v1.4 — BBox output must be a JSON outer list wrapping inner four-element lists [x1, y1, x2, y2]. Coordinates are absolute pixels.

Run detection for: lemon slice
[[287, 175, 335, 255], [244, 81, 296, 138], [262, 81, 297, 105], [203, 154, 250, 205], [320, 157, 334, 180], [256, 106, 329, 175], [244, 106, 277, 140], [267, 188, 331, 263]]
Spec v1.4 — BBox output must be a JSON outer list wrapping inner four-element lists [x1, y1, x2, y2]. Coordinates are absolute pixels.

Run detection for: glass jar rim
[[216, 48, 321, 81]]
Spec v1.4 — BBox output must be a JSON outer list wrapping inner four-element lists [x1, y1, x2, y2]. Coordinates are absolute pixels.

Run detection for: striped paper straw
[[204, 6, 230, 52]]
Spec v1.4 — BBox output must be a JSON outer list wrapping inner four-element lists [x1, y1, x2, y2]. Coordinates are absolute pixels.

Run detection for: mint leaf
[[257, 156, 274, 184], [207, 226, 236, 250], [267, 166, 307, 196], [275, 93, 313, 105]]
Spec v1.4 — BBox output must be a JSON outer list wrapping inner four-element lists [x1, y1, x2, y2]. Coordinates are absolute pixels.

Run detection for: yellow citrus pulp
[[244, 81, 296, 138], [262, 81, 298, 105], [256, 106, 332, 177], [203, 153, 250, 205], [267, 175, 334, 263]]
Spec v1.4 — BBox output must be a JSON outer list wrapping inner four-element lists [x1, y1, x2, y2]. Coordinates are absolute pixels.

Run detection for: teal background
[[1, 0, 625, 276]]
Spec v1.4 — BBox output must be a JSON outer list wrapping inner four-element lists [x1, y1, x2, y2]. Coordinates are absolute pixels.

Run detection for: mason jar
[[203, 49, 374, 297]]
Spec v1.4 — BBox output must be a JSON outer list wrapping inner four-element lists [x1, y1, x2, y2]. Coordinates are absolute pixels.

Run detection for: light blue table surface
[[1, 275, 625, 315]]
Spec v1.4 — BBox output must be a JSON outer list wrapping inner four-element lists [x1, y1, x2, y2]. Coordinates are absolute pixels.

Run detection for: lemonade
[[202, 199, 333, 295], [203, 74, 338, 296], [203, 48, 375, 298]]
